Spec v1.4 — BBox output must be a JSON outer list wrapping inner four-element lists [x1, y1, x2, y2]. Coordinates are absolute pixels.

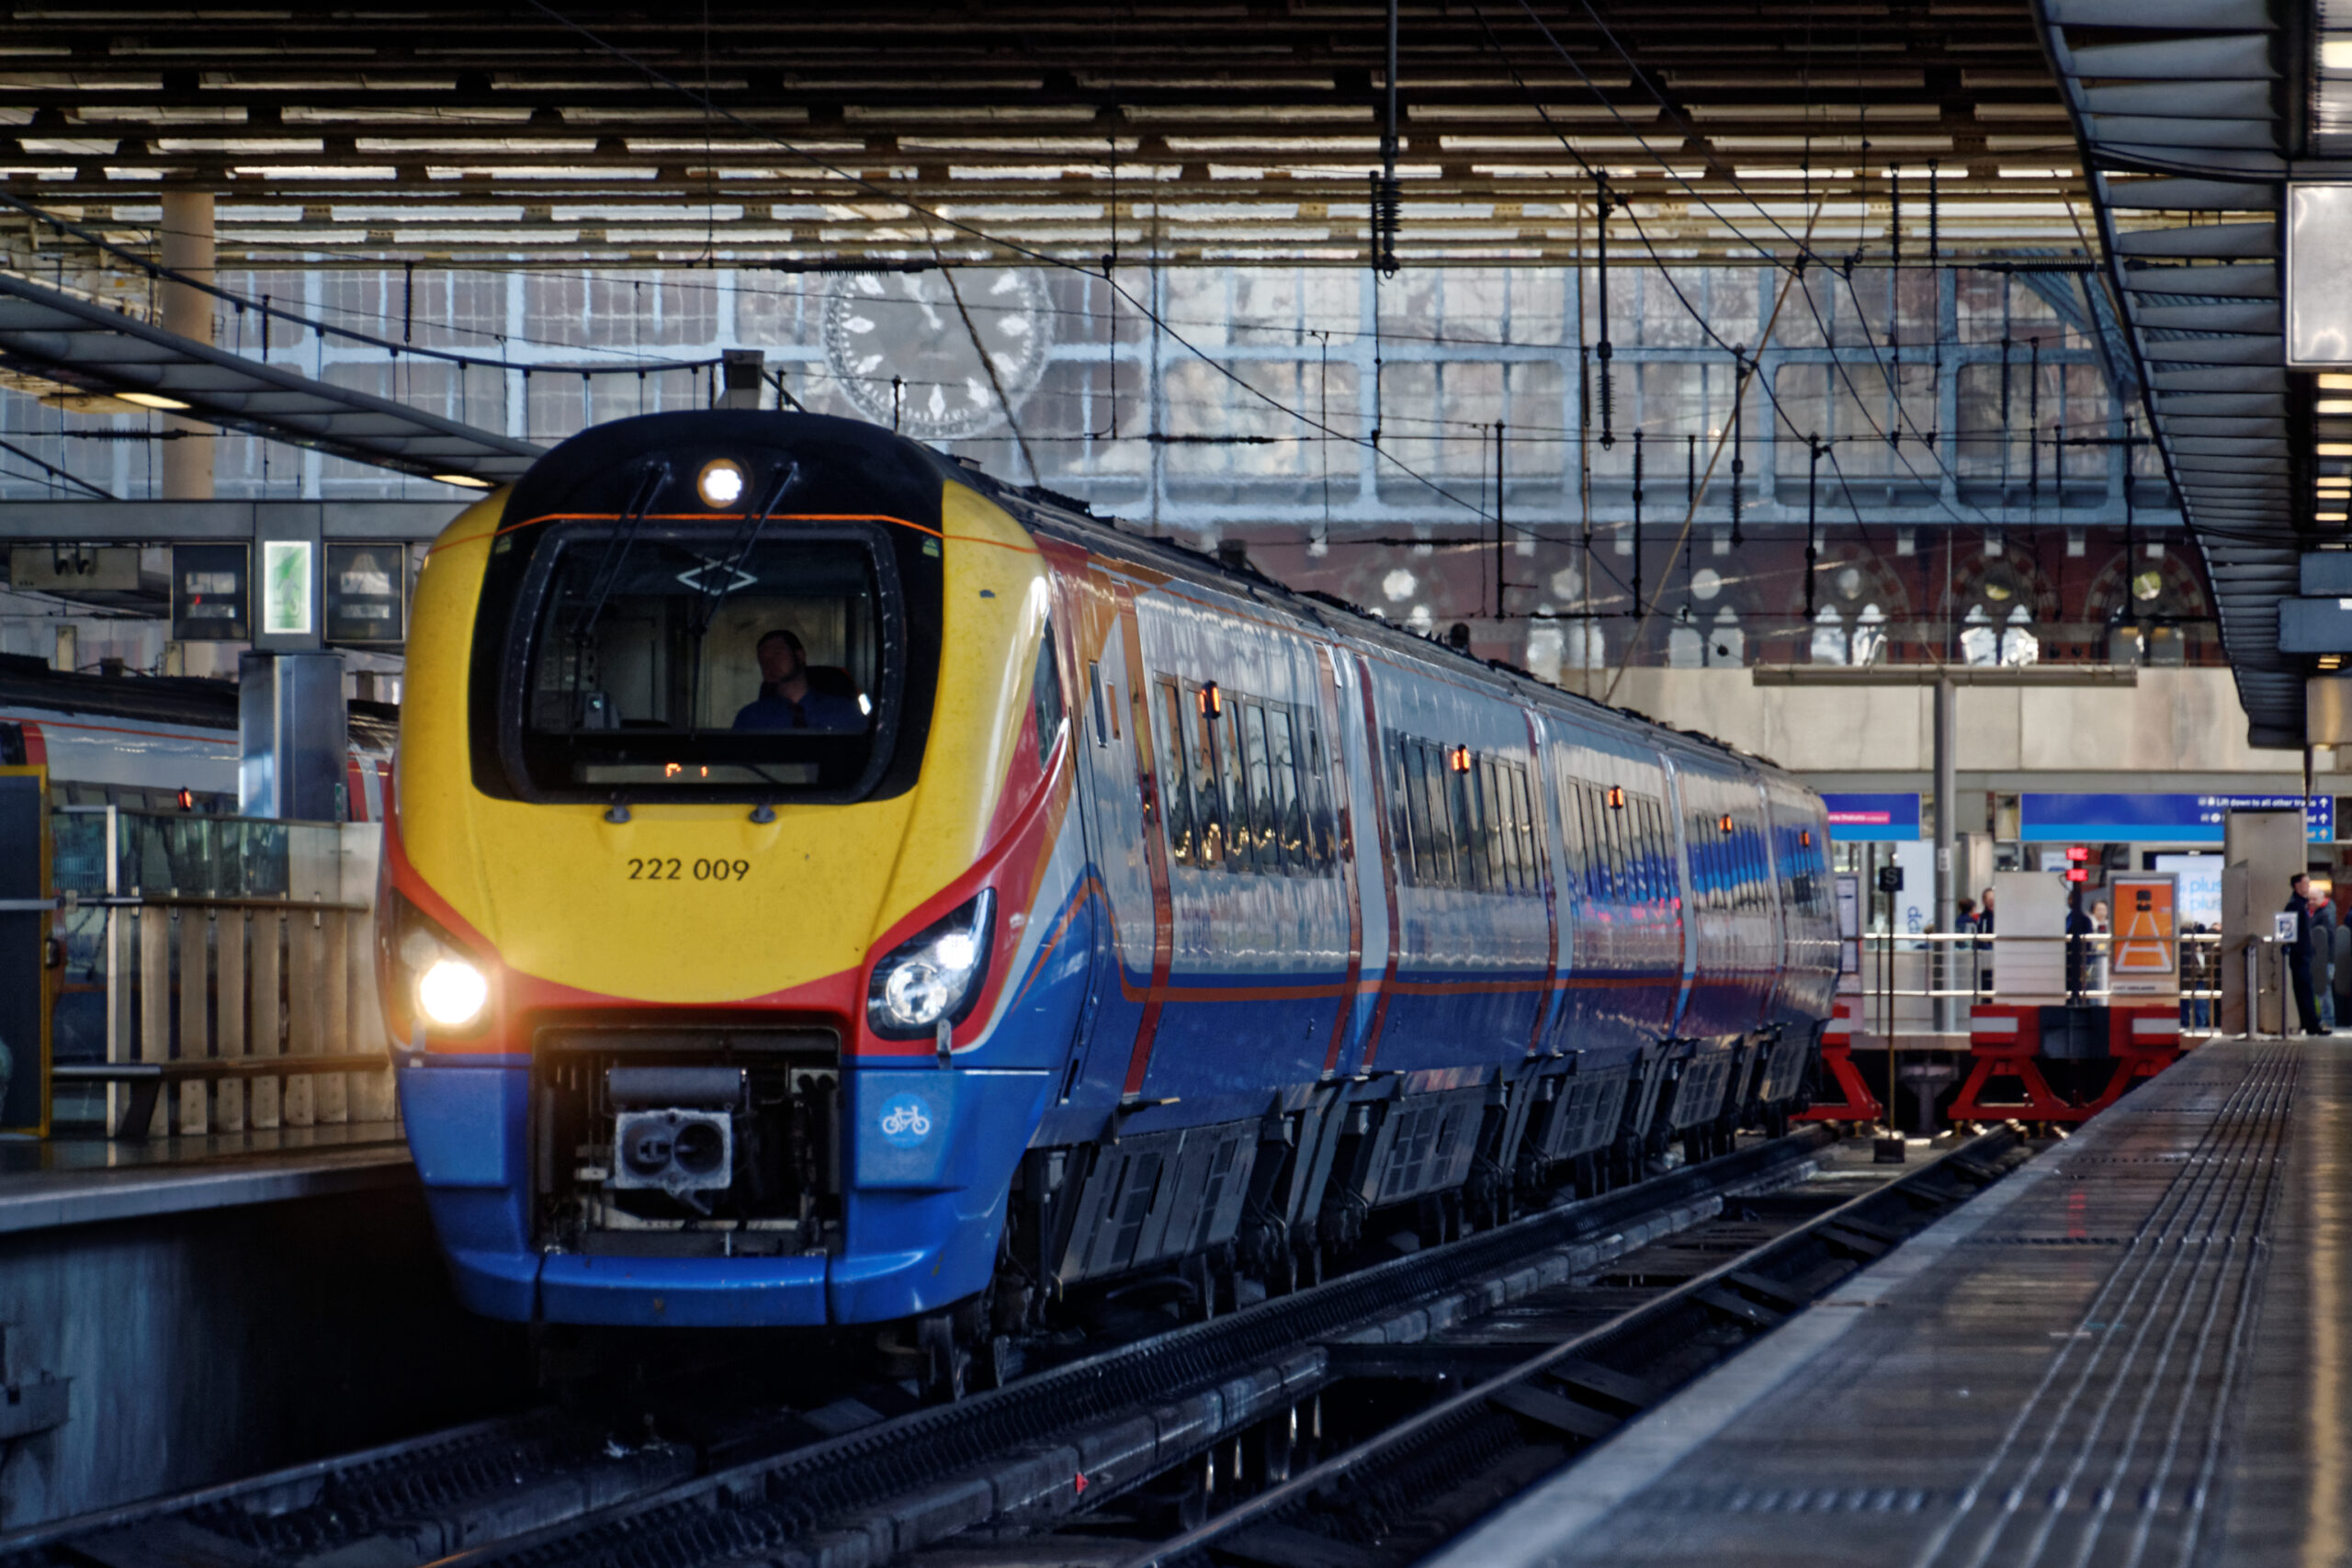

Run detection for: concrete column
[[159, 190, 214, 501], [1933, 675, 1957, 1032]]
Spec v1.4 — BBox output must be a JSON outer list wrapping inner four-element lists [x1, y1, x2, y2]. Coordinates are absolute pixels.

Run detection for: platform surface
[[0, 1122, 410, 1234], [1429, 1034, 2338, 1568]]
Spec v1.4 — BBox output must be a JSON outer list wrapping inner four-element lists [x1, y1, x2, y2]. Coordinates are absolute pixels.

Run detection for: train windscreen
[[498, 525, 923, 803]]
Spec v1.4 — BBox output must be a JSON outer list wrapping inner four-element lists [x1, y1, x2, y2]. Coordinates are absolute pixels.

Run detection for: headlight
[[695, 457, 746, 508], [418, 957, 490, 1028], [866, 889, 996, 1037], [379, 888, 494, 1041]]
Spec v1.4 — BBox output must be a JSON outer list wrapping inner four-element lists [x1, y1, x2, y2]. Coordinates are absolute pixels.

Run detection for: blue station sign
[[2019, 792, 2334, 846], [1821, 792, 1922, 842]]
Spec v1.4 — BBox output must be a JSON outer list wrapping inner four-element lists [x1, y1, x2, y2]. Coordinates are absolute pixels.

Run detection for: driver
[[731, 629, 865, 731]]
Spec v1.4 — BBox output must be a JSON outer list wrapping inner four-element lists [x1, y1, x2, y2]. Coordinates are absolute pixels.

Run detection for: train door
[[1065, 570, 1169, 1100], [1110, 582, 1176, 1095], [1658, 753, 1700, 1037], [1313, 647, 1379, 1073], [1342, 649, 1399, 1071]]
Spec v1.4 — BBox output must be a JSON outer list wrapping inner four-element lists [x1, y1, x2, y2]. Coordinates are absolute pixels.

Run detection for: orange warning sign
[[2109, 874, 2177, 994]]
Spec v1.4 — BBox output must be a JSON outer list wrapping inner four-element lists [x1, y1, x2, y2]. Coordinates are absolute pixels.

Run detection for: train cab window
[[1033, 624, 1065, 768], [1088, 660, 1108, 746], [1155, 681, 1194, 864], [503, 531, 911, 800]]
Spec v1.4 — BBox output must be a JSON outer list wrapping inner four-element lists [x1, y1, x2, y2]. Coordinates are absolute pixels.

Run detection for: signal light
[[1800, 829, 1812, 848], [175, 787, 193, 810], [1197, 682, 1222, 718], [1447, 745, 1472, 773], [2065, 868, 2088, 884], [1719, 814, 1735, 834], [2066, 845, 2089, 863], [1605, 784, 1625, 810]]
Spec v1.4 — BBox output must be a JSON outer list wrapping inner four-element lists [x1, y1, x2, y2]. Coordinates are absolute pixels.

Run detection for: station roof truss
[[2036, 0, 2305, 746], [0, 268, 542, 484], [0, 0, 2192, 268]]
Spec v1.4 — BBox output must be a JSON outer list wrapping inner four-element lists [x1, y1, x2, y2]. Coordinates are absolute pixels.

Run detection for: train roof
[[949, 457, 1802, 785], [469, 410, 1802, 787], [0, 653, 401, 753]]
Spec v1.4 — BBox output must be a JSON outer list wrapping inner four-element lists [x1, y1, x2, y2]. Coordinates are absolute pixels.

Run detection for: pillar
[[159, 190, 214, 502], [1933, 675, 1957, 1032]]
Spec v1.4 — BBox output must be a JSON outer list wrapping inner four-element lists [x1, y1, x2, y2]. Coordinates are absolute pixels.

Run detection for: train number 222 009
[[627, 858, 753, 882]]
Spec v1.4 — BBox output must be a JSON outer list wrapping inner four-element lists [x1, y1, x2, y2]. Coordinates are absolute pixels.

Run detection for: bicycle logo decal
[[878, 1095, 935, 1147]]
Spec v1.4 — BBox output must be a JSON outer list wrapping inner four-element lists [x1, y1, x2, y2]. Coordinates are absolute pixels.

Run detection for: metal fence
[[1843, 929, 2225, 1041], [49, 807, 392, 1138]]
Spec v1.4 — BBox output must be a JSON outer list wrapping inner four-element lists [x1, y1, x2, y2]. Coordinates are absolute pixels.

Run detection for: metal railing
[[49, 807, 394, 1138], [1843, 930, 2226, 1040]]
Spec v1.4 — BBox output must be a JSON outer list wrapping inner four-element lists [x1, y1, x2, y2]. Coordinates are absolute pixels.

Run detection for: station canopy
[[0, 0, 2112, 268]]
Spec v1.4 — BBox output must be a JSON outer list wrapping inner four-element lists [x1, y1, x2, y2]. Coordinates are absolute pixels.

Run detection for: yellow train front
[[382, 410, 1077, 1328]]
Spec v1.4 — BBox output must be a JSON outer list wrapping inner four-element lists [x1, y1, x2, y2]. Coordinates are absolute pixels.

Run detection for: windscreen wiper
[[685, 460, 800, 739], [567, 458, 672, 662]]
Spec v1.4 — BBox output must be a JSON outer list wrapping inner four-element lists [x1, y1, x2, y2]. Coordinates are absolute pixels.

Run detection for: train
[[380, 410, 1838, 1382], [0, 651, 396, 818]]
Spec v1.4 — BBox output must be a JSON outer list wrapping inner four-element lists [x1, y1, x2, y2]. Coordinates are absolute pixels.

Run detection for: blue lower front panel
[[396, 1057, 1052, 1328]]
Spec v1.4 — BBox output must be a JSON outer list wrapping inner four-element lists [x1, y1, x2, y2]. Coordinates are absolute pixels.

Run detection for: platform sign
[[169, 544, 249, 642], [1822, 792, 1921, 842], [2020, 792, 2333, 846], [323, 544, 406, 645], [2154, 853, 2222, 929], [2109, 874, 2178, 997], [260, 539, 314, 637]]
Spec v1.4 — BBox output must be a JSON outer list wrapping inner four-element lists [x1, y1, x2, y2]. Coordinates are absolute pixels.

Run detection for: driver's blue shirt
[[731, 687, 865, 732]]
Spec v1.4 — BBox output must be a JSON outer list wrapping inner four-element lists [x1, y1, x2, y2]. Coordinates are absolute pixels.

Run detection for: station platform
[[1429, 1033, 2329, 1568], [0, 1122, 410, 1235]]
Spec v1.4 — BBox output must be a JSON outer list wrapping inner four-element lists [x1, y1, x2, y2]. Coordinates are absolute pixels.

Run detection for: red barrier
[[1947, 1005, 2085, 1123], [2081, 1005, 2185, 1115], [1796, 995, 1883, 1124]]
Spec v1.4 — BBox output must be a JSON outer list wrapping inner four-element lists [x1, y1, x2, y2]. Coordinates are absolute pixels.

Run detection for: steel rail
[[1122, 1125, 2025, 1568], [0, 1129, 1836, 1568]]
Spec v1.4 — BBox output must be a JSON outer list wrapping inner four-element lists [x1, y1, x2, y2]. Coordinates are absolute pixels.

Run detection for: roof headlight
[[696, 457, 747, 509], [866, 889, 996, 1037]]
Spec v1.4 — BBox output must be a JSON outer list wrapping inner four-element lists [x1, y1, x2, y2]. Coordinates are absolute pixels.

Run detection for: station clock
[[822, 268, 1054, 441]]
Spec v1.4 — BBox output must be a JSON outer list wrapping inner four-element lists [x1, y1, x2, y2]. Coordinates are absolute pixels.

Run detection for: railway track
[[0, 1128, 1904, 1568]]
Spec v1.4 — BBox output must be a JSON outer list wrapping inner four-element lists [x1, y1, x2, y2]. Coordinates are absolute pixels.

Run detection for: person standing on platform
[[2312, 888, 2338, 1032], [1977, 886, 1996, 999], [2288, 874, 2324, 1036]]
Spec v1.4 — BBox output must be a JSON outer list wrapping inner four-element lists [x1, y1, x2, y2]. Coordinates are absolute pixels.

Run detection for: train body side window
[[1156, 681, 1193, 865], [1478, 760, 1510, 893], [1219, 703, 1253, 874], [1500, 764, 1528, 892], [1268, 707, 1306, 872], [1645, 798, 1665, 899], [1514, 771, 1533, 893], [1579, 784, 1604, 900], [1453, 760, 1483, 892], [1240, 702, 1276, 873], [1418, 746, 1446, 886], [1189, 686, 1227, 868], [1302, 720, 1337, 869]]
